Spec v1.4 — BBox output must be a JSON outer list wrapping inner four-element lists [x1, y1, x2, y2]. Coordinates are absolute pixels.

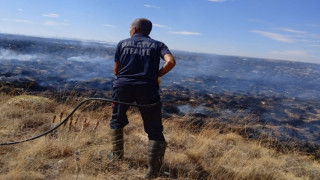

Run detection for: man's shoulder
[[117, 37, 166, 49], [142, 38, 166, 47], [118, 34, 164, 44], [118, 37, 132, 44], [149, 38, 164, 44]]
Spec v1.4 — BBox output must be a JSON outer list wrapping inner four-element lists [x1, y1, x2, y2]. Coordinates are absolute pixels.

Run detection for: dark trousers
[[110, 85, 164, 141]]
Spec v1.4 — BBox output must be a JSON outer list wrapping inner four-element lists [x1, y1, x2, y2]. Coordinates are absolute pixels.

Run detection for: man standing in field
[[109, 18, 176, 178]]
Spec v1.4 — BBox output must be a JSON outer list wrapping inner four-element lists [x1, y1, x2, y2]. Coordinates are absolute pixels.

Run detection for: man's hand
[[159, 54, 176, 77]]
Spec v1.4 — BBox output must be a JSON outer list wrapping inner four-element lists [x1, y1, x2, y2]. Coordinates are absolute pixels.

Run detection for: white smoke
[[67, 55, 112, 63], [0, 48, 40, 61]]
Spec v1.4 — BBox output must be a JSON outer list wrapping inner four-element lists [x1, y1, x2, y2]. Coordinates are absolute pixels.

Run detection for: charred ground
[[1, 33, 320, 159]]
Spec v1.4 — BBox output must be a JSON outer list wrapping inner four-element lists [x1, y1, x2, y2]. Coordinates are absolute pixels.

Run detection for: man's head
[[130, 18, 152, 37]]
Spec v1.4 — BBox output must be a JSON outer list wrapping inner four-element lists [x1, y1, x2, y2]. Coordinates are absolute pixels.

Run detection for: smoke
[[0, 46, 114, 91], [67, 55, 113, 63], [163, 53, 320, 100], [0, 48, 41, 61], [1, 35, 320, 100]]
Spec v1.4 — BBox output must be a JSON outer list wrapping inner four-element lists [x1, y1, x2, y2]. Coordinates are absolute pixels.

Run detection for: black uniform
[[111, 33, 172, 141]]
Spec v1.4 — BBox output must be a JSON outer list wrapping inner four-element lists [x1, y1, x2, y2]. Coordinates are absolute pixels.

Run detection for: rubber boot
[[108, 128, 124, 160], [144, 140, 166, 179]]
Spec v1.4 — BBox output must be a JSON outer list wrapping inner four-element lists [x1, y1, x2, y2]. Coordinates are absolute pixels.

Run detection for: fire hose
[[0, 98, 160, 146]]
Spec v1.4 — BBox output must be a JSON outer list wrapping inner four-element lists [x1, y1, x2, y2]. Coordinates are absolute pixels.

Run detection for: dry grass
[[1, 92, 320, 180]]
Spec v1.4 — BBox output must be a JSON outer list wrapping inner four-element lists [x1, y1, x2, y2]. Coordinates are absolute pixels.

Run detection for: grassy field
[[0, 92, 320, 180]]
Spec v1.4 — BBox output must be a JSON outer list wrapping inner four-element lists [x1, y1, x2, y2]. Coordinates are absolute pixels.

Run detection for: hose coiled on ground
[[0, 98, 160, 146]]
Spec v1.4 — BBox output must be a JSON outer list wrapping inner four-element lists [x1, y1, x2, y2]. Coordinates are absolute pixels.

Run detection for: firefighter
[[109, 17, 176, 178]]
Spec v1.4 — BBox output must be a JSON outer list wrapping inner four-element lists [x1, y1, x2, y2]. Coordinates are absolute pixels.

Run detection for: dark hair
[[132, 18, 152, 36]]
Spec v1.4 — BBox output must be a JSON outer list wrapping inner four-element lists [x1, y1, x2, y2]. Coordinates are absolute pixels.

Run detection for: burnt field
[[1, 33, 320, 158]]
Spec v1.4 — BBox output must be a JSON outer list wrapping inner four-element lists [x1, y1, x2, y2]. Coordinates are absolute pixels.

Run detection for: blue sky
[[0, 0, 320, 64]]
